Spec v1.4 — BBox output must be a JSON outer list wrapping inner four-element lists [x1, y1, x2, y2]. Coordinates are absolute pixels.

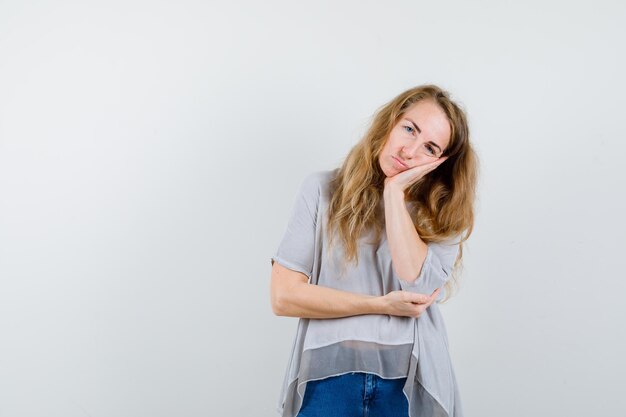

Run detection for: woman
[[270, 84, 478, 417]]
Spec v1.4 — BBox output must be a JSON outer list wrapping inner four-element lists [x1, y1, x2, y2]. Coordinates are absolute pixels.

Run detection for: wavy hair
[[325, 84, 479, 302]]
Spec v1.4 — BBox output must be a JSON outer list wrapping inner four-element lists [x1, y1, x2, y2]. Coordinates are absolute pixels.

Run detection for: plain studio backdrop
[[0, 1, 625, 416]]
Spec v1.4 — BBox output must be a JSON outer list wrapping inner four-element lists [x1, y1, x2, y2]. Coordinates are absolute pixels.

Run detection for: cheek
[[388, 134, 402, 151]]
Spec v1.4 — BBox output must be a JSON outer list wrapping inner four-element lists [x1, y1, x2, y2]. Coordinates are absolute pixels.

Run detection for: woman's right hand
[[380, 288, 441, 318]]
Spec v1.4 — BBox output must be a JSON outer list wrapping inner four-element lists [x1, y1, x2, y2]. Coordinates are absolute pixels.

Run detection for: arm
[[270, 172, 433, 318], [270, 260, 385, 318], [383, 187, 428, 282], [269, 172, 386, 319], [383, 187, 460, 300]]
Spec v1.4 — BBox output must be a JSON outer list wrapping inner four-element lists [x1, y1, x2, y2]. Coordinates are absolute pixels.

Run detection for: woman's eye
[[426, 145, 435, 155], [403, 125, 414, 134]]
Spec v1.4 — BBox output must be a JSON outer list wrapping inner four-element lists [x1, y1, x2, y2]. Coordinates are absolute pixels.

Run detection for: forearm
[[275, 282, 385, 319], [383, 187, 427, 283]]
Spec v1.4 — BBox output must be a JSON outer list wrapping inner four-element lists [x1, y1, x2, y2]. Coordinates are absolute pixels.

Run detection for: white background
[[1, 1, 625, 416]]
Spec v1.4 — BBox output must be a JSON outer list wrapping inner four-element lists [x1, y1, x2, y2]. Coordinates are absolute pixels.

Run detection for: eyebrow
[[404, 117, 442, 152]]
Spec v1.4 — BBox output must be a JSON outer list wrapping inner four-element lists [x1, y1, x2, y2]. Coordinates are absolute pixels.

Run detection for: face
[[378, 99, 451, 177]]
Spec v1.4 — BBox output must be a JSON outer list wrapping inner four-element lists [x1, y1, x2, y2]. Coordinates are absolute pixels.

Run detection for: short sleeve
[[270, 173, 321, 280], [396, 235, 461, 301]]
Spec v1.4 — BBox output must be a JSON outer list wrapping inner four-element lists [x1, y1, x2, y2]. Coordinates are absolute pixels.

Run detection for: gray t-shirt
[[271, 168, 464, 417]]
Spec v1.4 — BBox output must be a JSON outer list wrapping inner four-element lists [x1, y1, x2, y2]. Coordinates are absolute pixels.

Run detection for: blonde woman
[[270, 84, 478, 417]]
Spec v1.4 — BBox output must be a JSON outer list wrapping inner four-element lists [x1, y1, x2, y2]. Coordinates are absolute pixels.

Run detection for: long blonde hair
[[325, 84, 479, 302]]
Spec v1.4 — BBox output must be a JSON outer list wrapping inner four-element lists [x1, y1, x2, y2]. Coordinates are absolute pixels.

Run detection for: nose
[[402, 139, 423, 159]]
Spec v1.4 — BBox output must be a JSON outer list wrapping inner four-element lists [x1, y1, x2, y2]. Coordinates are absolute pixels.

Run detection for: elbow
[[272, 299, 286, 316], [270, 262, 309, 316], [271, 288, 295, 316], [271, 291, 286, 316], [272, 290, 305, 317]]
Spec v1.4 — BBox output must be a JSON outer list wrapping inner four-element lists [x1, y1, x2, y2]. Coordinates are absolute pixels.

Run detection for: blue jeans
[[296, 372, 409, 417]]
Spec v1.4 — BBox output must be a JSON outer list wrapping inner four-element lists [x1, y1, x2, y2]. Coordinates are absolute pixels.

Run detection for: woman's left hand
[[384, 157, 449, 194]]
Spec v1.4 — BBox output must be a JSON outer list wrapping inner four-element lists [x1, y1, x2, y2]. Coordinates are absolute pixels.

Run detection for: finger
[[430, 288, 442, 304], [433, 157, 448, 166], [409, 293, 431, 304], [415, 289, 438, 305], [425, 162, 440, 170]]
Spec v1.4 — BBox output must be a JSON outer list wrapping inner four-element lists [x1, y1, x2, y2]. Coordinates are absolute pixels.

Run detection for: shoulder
[[299, 168, 337, 198], [289, 169, 336, 222]]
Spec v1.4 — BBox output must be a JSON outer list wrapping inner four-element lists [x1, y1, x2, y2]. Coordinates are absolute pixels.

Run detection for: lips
[[392, 156, 408, 169]]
